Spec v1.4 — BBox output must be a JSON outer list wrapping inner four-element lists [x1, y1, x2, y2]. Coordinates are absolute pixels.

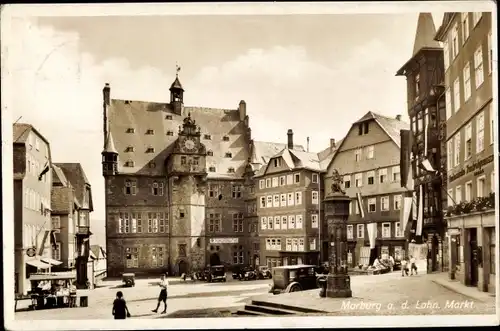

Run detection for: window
[[207, 150, 213, 156], [208, 184, 219, 198], [51, 216, 60, 232], [126, 146, 134, 152], [367, 171, 375, 185], [453, 77, 460, 112], [280, 176, 286, 186], [233, 251, 244, 264], [271, 177, 278, 187], [225, 152, 232, 158], [286, 238, 292, 251], [309, 238, 317, 251], [124, 160, 135, 167], [445, 88, 452, 119], [310, 214, 319, 228], [124, 179, 137, 195], [488, 30, 492, 74], [414, 73, 420, 100], [178, 244, 186, 257], [477, 112, 485, 153], [464, 122, 473, 160], [266, 238, 281, 251], [381, 196, 389, 211], [146, 147, 155, 153], [392, 166, 400, 182], [447, 139, 454, 170], [232, 185, 242, 198], [366, 145, 375, 159], [208, 166, 216, 172], [344, 175, 351, 188], [266, 195, 272, 207], [296, 214, 303, 229], [151, 246, 165, 267], [382, 223, 391, 238], [274, 158, 281, 167], [491, 171, 495, 193], [368, 198, 376, 213], [146, 129, 154, 135], [266, 178, 271, 188], [280, 194, 287, 207], [475, 46, 484, 88], [395, 222, 403, 237], [281, 216, 288, 230], [166, 130, 174, 136], [158, 212, 166, 233], [477, 176, 486, 198], [357, 224, 364, 239], [152, 181, 164, 196], [147, 212, 159, 233], [259, 180, 264, 189], [355, 149, 362, 162], [273, 194, 280, 207], [455, 186, 462, 204], [274, 216, 281, 230], [294, 173, 300, 183], [347, 225, 354, 239], [472, 12, 482, 26], [454, 132, 461, 166], [465, 181, 473, 201], [261, 217, 267, 230], [288, 215, 296, 229], [462, 13, 469, 43], [267, 216, 273, 230], [204, 134, 212, 140], [463, 62, 471, 101], [52, 243, 61, 261], [285, 174, 292, 185], [232, 213, 244, 232], [287, 193, 294, 206], [376, 168, 387, 184], [355, 173, 363, 187], [447, 189, 454, 208], [451, 23, 459, 59], [394, 195, 402, 211], [222, 136, 230, 142], [312, 173, 319, 183], [208, 213, 221, 232], [311, 191, 319, 204], [443, 39, 450, 70], [293, 191, 301, 205], [298, 239, 305, 252]]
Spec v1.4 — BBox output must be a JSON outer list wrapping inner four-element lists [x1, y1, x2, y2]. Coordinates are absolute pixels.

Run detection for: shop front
[[206, 237, 250, 269]]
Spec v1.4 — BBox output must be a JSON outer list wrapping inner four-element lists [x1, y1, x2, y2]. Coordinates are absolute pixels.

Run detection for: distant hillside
[[90, 219, 106, 249]]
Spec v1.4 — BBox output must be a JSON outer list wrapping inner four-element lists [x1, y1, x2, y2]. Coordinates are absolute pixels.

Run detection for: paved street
[[15, 276, 272, 320]]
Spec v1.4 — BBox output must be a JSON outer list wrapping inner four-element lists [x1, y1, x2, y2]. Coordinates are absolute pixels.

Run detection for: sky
[[1, 4, 452, 244]]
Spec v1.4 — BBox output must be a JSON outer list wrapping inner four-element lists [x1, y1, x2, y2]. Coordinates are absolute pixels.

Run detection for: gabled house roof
[[54, 163, 93, 212], [434, 13, 456, 41]]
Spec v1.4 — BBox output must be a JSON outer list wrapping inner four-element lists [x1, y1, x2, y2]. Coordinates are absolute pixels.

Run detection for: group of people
[[401, 255, 418, 276], [112, 273, 170, 320]]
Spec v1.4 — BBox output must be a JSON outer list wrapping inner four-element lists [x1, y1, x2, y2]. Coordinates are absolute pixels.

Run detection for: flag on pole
[[412, 190, 418, 222], [400, 195, 413, 233], [367, 222, 377, 249], [420, 158, 437, 173], [356, 192, 366, 219], [424, 121, 428, 157], [416, 185, 424, 236], [38, 162, 50, 181]]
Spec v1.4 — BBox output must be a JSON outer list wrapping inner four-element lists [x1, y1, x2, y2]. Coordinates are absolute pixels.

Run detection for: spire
[[103, 131, 118, 154], [412, 13, 441, 56], [170, 64, 184, 91]]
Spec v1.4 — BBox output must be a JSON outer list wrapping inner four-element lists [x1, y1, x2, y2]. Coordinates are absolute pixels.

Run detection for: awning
[[26, 259, 50, 269], [40, 257, 63, 266]]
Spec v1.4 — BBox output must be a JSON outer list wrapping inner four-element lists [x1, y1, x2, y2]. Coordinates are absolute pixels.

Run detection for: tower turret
[[170, 65, 184, 115]]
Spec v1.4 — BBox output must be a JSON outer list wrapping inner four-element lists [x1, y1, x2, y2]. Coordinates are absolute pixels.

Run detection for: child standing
[[401, 258, 409, 276], [410, 255, 418, 275], [112, 291, 131, 320]]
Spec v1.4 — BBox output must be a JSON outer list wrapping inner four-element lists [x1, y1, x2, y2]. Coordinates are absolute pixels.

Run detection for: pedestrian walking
[[410, 255, 418, 275], [401, 258, 409, 276], [389, 255, 395, 272], [152, 273, 169, 314], [112, 291, 131, 320]]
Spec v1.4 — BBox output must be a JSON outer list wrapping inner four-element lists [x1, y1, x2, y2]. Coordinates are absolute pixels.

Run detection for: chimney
[[103, 83, 110, 106], [239, 100, 246, 122], [287, 129, 293, 149], [330, 138, 336, 149], [396, 114, 402, 121], [103, 83, 110, 145], [307, 137, 310, 152]]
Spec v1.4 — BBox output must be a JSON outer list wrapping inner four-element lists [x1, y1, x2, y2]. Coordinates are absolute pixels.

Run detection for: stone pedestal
[[323, 192, 352, 298]]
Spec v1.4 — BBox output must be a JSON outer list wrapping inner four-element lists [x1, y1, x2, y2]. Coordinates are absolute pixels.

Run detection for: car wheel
[[290, 284, 301, 292]]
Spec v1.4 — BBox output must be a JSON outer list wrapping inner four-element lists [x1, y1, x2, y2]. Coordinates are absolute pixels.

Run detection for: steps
[[236, 299, 325, 316]]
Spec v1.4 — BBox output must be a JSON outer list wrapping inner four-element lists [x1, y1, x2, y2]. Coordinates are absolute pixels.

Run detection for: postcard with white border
[[1, 1, 499, 330]]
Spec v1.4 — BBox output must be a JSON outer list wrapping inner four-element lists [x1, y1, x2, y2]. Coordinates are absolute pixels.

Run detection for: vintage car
[[207, 265, 227, 282], [269, 265, 326, 295], [239, 266, 257, 281], [231, 266, 243, 280], [257, 266, 272, 279], [122, 273, 135, 287]]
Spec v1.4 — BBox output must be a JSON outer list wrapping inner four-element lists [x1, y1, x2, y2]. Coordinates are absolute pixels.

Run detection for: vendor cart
[[28, 272, 78, 310]]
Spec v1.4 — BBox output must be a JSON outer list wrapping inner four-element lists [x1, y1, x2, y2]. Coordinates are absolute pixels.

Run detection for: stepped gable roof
[[108, 99, 250, 179]]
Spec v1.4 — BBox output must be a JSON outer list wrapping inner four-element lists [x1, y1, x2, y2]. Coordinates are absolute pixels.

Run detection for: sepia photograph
[[1, 1, 498, 330]]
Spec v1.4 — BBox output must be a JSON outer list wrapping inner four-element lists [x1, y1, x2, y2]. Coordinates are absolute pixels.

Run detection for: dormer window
[[207, 150, 214, 156], [146, 147, 155, 153], [274, 158, 281, 167], [228, 167, 235, 173], [125, 146, 134, 152], [126, 128, 135, 134], [222, 136, 230, 142], [146, 129, 155, 135], [165, 115, 173, 120], [209, 166, 216, 172], [204, 134, 212, 140], [148, 162, 156, 168], [166, 131, 174, 136], [225, 152, 232, 158], [124, 160, 135, 167]]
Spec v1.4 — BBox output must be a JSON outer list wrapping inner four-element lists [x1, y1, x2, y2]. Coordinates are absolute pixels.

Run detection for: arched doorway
[[209, 253, 221, 266], [178, 260, 188, 275]]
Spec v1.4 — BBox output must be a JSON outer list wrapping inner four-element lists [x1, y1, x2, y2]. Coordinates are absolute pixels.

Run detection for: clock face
[[184, 139, 195, 150]]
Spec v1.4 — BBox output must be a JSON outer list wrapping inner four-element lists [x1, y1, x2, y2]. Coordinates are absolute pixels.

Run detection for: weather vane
[[176, 62, 181, 76]]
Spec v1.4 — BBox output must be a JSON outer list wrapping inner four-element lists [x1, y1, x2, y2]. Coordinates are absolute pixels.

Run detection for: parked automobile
[[231, 266, 243, 280], [240, 266, 257, 281], [257, 266, 272, 279], [122, 273, 135, 287], [269, 265, 326, 295], [208, 265, 227, 282]]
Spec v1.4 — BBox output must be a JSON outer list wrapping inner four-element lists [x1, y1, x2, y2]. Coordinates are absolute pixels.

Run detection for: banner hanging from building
[[400, 129, 413, 188], [416, 185, 424, 236], [400, 196, 413, 233], [367, 222, 377, 249], [356, 192, 366, 219]]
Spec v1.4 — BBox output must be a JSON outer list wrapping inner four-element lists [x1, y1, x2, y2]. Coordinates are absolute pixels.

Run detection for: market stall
[[27, 272, 78, 310]]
